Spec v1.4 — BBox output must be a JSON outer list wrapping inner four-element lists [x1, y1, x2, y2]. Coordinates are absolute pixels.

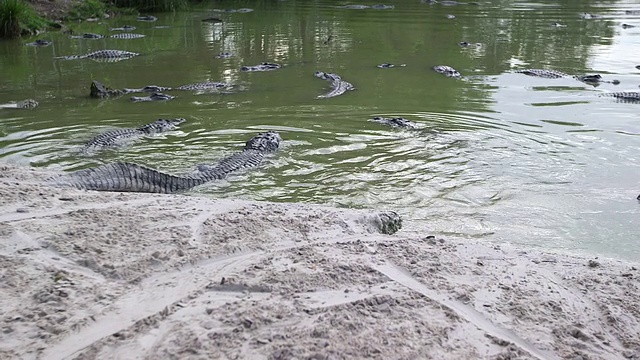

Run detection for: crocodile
[[90, 80, 232, 98], [109, 25, 136, 31], [240, 63, 281, 72], [599, 92, 640, 102], [212, 8, 254, 13], [137, 15, 158, 22], [369, 116, 419, 129], [69, 33, 104, 39], [0, 99, 39, 109], [59, 131, 281, 193], [81, 118, 185, 153], [176, 81, 230, 91], [377, 63, 406, 68], [215, 52, 233, 58], [202, 17, 223, 23], [514, 69, 620, 86], [25, 39, 51, 46], [130, 93, 175, 102], [55, 50, 139, 62], [314, 71, 354, 98], [432, 65, 461, 78], [110, 33, 146, 39], [336, 4, 394, 9], [90, 80, 126, 98]]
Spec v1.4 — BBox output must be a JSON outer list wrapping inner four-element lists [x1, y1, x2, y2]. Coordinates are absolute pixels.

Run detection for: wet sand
[[0, 164, 639, 360]]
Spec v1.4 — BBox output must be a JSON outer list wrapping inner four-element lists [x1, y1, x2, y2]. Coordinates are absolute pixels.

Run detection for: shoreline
[[0, 164, 639, 359]]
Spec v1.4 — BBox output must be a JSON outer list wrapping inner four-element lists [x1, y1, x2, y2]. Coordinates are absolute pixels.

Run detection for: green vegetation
[[0, 0, 49, 38], [111, 0, 191, 12], [66, 0, 108, 21]]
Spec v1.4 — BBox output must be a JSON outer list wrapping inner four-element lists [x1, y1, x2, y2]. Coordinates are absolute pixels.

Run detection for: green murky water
[[1, 0, 639, 260]]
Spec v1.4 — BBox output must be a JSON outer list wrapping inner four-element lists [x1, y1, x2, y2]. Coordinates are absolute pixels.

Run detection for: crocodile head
[[244, 131, 282, 152], [139, 118, 186, 133]]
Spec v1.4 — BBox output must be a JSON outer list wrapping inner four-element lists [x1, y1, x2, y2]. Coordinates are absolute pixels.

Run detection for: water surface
[[1, 0, 639, 260]]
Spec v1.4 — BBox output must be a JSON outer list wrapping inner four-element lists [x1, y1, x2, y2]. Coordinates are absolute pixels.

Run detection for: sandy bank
[[0, 164, 639, 360]]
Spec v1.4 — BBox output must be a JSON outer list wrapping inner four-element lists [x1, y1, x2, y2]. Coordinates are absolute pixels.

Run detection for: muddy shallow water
[[1, 0, 639, 260]]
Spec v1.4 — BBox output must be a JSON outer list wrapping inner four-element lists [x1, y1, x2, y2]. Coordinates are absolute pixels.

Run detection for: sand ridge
[[0, 164, 639, 359]]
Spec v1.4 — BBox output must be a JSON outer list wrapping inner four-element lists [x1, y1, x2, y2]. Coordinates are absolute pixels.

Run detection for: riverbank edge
[[0, 163, 639, 359]]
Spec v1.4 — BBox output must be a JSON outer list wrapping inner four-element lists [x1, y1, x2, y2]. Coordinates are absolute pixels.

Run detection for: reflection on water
[[1, 0, 639, 260]]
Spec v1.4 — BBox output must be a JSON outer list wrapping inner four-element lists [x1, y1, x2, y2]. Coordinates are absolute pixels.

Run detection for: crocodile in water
[[599, 92, 640, 102], [81, 118, 185, 153], [55, 50, 139, 62], [130, 93, 176, 102], [514, 69, 620, 86], [433, 65, 461, 78], [109, 25, 136, 31], [69, 33, 104, 39], [137, 15, 158, 22], [314, 71, 354, 98], [0, 99, 39, 109], [240, 63, 281, 72], [377, 63, 406, 68], [369, 117, 419, 129], [110, 33, 146, 39], [25, 39, 51, 46], [58, 131, 281, 193]]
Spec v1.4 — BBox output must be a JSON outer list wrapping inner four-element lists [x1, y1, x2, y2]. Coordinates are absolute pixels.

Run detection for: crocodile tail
[[59, 162, 204, 193], [54, 55, 87, 60]]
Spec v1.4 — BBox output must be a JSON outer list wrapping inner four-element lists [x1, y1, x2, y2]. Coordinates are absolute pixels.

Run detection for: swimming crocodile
[[599, 92, 640, 102], [25, 39, 51, 46], [212, 8, 254, 13], [433, 65, 461, 78], [90, 80, 232, 98], [58, 131, 281, 193], [240, 63, 281, 72], [369, 117, 419, 129], [176, 81, 230, 91], [81, 118, 185, 153], [377, 63, 406, 68], [130, 93, 175, 102], [314, 71, 354, 98], [69, 33, 104, 39], [336, 4, 394, 9], [137, 15, 158, 22], [514, 69, 620, 86], [0, 99, 39, 109], [215, 52, 233, 58], [56, 50, 139, 62], [109, 25, 136, 31], [110, 33, 146, 39]]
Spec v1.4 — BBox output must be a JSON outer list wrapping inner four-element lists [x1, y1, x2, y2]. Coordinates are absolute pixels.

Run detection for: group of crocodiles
[[54, 127, 283, 194]]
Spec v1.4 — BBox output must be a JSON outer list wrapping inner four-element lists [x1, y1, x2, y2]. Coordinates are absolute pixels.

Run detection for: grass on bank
[[0, 0, 50, 38], [111, 0, 191, 12]]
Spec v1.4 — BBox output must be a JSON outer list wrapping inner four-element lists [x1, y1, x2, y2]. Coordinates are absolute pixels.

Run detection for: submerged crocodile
[[56, 50, 139, 62], [137, 15, 158, 22], [514, 69, 620, 86], [69, 33, 104, 39], [90, 80, 232, 99], [110, 33, 146, 39], [432, 65, 461, 78], [25, 39, 51, 46], [314, 71, 354, 98], [130, 93, 175, 102], [109, 25, 136, 31], [599, 92, 640, 102], [58, 131, 281, 193], [240, 63, 281, 72], [369, 117, 419, 129], [0, 99, 38, 109], [81, 118, 185, 153], [336, 4, 394, 9]]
